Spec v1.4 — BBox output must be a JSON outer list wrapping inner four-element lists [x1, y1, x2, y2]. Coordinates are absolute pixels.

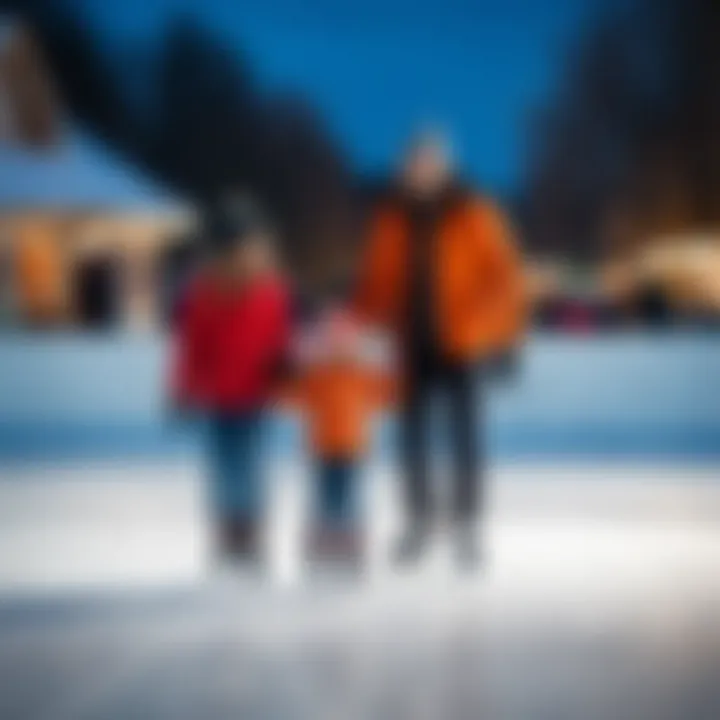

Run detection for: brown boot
[[217, 517, 261, 564], [307, 524, 364, 570]]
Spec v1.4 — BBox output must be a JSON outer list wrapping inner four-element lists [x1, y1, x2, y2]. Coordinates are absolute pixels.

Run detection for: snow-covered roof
[[0, 16, 187, 216], [0, 130, 187, 214]]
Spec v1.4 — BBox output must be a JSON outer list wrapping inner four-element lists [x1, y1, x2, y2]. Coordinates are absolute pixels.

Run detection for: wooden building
[[0, 18, 193, 330]]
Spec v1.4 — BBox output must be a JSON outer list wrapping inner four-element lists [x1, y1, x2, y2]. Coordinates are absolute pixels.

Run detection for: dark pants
[[316, 458, 358, 528], [401, 354, 481, 524], [206, 411, 264, 521]]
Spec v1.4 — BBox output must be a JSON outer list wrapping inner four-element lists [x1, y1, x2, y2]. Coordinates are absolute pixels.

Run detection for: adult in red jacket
[[173, 200, 290, 562]]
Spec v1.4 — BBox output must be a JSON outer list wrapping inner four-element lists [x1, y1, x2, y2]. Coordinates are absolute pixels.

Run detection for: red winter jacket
[[173, 272, 290, 412]]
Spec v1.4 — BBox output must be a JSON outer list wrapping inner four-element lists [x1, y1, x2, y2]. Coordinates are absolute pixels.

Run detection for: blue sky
[[69, 0, 598, 193]]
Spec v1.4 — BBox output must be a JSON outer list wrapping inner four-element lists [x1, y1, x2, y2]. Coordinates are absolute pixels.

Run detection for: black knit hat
[[205, 194, 272, 253]]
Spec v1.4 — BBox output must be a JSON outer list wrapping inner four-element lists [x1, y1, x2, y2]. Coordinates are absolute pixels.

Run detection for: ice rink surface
[[1, 461, 719, 720]]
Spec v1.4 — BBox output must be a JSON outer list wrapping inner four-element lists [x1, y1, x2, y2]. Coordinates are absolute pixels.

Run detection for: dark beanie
[[205, 194, 271, 253]]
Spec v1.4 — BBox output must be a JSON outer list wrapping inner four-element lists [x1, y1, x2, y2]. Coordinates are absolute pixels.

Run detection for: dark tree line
[[521, 0, 720, 261], [5, 0, 360, 295], [12, 0, 717, 274]]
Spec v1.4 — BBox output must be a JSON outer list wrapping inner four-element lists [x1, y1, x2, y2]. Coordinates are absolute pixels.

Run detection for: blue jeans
[[316, 458, 358, 528], [206, 412, 264, 520]]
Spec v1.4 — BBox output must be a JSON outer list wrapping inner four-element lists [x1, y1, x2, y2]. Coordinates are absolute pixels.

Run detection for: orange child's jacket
[[355, 196, 526, 360], [282, 361, 392, 459]]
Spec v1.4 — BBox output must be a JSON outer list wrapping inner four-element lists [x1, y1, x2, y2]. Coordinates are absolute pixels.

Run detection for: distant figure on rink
[[171, 198, 290, 565], [356, 131, 525, 568], [280, 307, 393, 570]]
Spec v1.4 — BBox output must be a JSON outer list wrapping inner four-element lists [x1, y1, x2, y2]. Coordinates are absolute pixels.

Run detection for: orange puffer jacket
[[283, 362, 391, 459], [355, 196, 526, 360]]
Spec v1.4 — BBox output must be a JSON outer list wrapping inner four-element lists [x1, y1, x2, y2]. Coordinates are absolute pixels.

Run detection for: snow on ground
[[0, 460, 719, 592], [0, 461, 719, 719]]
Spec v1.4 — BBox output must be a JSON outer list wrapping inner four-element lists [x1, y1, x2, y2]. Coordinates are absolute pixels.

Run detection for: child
[[282, 307, 392, 569], [172, 199, 290, 564]]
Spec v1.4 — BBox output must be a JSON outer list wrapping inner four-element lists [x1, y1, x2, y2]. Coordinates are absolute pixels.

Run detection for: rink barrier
[[0, 333, 718, 461]]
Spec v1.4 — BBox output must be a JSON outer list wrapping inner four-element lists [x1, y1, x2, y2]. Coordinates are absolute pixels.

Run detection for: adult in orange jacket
[[355, 132, 526, 568]]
